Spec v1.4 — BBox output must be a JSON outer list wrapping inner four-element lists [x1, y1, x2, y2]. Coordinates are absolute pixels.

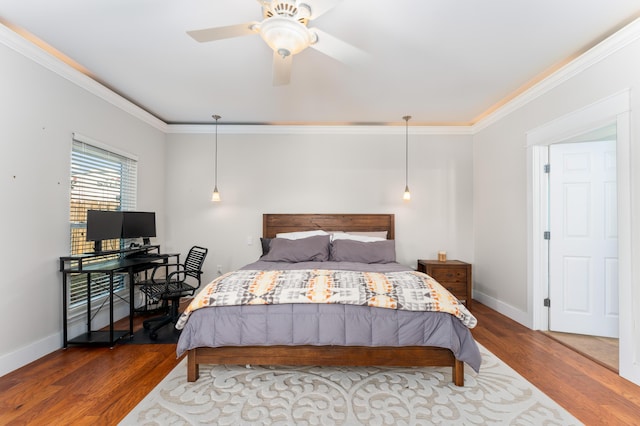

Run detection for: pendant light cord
[[213, 114, 221, 188], [403, 115, 411, 188]]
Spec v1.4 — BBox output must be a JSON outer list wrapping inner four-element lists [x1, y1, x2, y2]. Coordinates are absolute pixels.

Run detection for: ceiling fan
[[187, 0, 365, 86]]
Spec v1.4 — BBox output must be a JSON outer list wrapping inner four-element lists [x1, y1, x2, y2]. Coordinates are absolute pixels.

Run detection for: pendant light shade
[[402, 115, 411, 201], [211, 186, 221, 202], [403, 185, 411, 201], [211, 114, 221, 202]]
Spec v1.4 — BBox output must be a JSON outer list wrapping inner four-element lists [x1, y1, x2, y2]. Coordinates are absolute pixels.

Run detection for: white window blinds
[[69, 134, 138, 306]]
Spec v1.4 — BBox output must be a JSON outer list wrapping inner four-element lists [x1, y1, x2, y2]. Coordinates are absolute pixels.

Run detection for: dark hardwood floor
[[1, 302, 639, 425]]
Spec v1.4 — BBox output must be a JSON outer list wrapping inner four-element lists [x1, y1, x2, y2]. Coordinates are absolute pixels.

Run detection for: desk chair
[[139, 246, 208, 339]]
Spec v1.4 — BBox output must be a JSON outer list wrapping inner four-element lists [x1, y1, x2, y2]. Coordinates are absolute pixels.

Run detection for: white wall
[[472, 20, 640, 383], [164, 130, 474, 284], [0, 32, 167, 376]]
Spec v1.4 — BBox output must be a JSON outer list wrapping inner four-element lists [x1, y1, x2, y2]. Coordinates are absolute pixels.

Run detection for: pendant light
[[402, 115, 411, 201], [211, 114, 222, 202]]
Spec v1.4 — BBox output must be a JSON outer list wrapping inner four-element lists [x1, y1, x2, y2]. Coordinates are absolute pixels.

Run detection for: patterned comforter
[[176, 269, 477, 330]]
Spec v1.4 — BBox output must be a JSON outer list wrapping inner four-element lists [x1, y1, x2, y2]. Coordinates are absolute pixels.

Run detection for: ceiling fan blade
[[187, 22, 257, 42], [309, 29, 369, 66], [307, 0, 342, 20], [272, 51, 292, 86]]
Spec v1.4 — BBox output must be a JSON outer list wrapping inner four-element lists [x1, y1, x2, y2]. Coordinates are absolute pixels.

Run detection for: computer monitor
[[86, 210, 124, 252], [121, 211, 156, 245]]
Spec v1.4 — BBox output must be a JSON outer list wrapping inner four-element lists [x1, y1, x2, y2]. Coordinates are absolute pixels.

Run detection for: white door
[[549, 140, 618, 338]]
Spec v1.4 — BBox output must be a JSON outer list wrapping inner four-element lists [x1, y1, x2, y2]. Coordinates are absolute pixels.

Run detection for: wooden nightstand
[[417, 259, 472, 311]]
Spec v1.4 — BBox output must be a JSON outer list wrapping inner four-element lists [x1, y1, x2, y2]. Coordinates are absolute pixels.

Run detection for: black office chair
[[140, 245, 208, 339]]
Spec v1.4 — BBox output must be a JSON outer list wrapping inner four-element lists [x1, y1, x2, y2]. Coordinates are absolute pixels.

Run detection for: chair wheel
[[150, 332, 158, 340], [143, 322, 151, 330]]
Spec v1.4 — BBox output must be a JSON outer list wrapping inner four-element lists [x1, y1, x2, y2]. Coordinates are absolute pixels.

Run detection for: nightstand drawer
[[439, 282, 467, 296], [429, 268, 468, 284]]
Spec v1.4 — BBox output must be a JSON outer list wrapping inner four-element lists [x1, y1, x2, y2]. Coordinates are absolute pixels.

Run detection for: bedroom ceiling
[[1, 0, 639, 126]]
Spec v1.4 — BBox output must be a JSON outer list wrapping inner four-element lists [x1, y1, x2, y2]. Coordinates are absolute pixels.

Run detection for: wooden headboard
[[263, 214, 395, 239]]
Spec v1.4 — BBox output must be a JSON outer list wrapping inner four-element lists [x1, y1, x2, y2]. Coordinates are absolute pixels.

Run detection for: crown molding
[[165, 124, 474, 135], [0, 24, 168, 133], [472, 17, 640, 133]]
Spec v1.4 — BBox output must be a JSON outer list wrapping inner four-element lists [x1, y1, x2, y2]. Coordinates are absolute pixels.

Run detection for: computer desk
[[59, 245, 179, 347]]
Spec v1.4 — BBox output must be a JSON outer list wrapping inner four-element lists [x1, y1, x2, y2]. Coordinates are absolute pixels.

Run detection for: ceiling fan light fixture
[[277, 48, 291, 58], [258, 16, 314, 57], [187, 0, 356, 86]]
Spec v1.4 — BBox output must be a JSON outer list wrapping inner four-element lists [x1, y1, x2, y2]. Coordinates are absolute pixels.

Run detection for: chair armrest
[[148, 263, 183, 284], [166, 267, 202, 282]]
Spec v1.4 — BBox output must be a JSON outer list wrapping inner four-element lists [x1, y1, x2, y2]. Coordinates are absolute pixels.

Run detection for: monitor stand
[[142, 238, 151, 246], [93, 240, 103, 253]]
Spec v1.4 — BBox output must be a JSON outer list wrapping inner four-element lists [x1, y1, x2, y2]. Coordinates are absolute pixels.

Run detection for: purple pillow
[[260, 235, 330, 262], [260, 237, 272, 255], [330, 239, 396, 263]]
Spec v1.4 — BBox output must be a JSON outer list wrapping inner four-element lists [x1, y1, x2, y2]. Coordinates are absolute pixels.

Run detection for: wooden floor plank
[[0, 301, 638, 424], [471, 302, 640, 425]]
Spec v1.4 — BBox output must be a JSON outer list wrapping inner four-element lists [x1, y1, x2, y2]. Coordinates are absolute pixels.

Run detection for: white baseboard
[[0, 298, 130, 378], [0, 332, 61, 378], [473, 290, 533, 329]]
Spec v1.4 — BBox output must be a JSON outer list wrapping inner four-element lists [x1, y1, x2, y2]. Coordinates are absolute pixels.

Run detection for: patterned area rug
[[120, 344, 581, 425]]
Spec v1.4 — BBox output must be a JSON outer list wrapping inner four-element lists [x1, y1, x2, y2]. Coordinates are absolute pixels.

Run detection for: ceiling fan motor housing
[[263, 0, 312, 24]]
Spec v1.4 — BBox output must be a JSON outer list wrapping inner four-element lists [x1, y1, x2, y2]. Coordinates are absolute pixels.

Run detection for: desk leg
[[87, 273, 92, 338], [109, 272, 114, 347], [129, 269, 134, 338], [62, 272, 68, 348]]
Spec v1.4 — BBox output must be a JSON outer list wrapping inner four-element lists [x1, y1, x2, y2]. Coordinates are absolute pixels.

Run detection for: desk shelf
[[68, 331, 131, 346]]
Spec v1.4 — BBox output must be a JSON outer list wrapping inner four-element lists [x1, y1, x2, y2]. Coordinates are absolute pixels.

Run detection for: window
[[69, 134, 137, 307]]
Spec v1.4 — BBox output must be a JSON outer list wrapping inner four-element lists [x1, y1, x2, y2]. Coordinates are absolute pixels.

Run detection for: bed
[[176, 213, 480, 386]]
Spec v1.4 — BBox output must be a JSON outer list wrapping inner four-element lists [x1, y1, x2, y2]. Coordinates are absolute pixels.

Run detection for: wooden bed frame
[[186, 213, 465, 386]]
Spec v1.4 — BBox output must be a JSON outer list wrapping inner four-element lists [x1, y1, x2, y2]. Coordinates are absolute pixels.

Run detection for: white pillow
[[329, 231, 346, 241], [347, 231, 388, 239], [275, 230, 329, 240], [331, 232, 386, 243]]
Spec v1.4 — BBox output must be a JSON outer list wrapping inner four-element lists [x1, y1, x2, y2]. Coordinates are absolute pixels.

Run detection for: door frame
[[526, 90, 635, 382]]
